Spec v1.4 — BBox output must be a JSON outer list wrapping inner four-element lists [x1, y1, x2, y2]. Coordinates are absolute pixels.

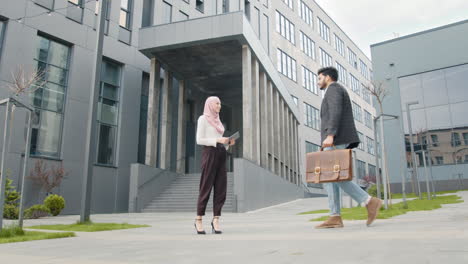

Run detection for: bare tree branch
[[5, 65, 48, 96]]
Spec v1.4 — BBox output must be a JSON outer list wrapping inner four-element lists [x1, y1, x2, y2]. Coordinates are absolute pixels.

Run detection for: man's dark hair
[[318, 67, 339, 82]]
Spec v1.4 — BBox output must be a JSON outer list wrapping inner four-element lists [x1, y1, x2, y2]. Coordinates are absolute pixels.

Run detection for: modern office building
[[0, 0, 375, 214], [371, 19, 468, 193]]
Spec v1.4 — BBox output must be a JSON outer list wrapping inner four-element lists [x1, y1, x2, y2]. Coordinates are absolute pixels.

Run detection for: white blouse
[[196, 115, 228, 149]]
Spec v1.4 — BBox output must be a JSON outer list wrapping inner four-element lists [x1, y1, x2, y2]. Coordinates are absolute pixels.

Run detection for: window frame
[[30, 34, 72, 159]]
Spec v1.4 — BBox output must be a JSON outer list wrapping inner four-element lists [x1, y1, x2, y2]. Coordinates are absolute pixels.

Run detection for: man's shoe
[[366, 197, 383, 227], [315, 216, 344, 229]]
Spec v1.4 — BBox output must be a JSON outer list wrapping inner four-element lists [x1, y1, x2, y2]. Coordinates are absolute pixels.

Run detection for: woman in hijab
[[194, 96, 235, 235]]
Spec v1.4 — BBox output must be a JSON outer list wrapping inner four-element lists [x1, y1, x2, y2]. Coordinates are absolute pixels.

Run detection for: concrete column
[[267, 80, 274, 171], [176, 80, 186, 174], [275, 88, 281, 177], [279, 97, 285, 178], [145, 58, 161, 166], [285, 108, 291, 182], [285, 103, 290, 182], [159, 70, 172, 169], [242, 45, 253, 161], [251, 58, 261, 165], [259, 71, 269, 168], [294, 119, 300, 184], [290, 113, 296, 184]]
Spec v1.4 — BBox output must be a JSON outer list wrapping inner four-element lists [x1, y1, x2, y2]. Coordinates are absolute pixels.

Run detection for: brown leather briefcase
[[306, 147, 353, 183]]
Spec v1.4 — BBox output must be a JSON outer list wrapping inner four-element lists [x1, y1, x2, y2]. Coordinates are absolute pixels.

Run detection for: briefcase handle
[[319, 144, 336, 151]]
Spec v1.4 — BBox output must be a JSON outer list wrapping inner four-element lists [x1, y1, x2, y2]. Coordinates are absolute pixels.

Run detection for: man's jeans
[[323, 144, 370, 216]]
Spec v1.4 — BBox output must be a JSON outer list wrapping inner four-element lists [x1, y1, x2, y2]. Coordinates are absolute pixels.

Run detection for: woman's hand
[[229, 139, 236, 146], [217, 137, 230, 144]]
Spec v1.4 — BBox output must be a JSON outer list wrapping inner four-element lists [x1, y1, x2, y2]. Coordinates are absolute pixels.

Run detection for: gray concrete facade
[[0, 0, 375, 215], [371, 19, 468, 192]]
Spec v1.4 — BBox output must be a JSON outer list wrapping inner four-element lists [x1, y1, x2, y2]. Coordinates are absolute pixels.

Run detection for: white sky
[[314, 0, 468, 59]]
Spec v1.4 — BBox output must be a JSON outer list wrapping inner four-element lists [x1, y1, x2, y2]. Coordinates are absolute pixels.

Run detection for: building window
[[357, 160, 366, 179], [275, 11, 295, 45], [368, 164, 376, 178], [348, 47, 357, 69], [0, 19, 6, 62], [282, 0, 293, 9], [335, 62, 347, 86], [319, 48, 332, 67], [119, 0, 132, 29], [360, 59, 369, 79], [299, 0, 313, 26], [196, 0, 204, 13], [302, 66, 318, 95], [255, 7, 260, 37], [357, 132, 365, 151], [141, 0, 154, 27], [31, 35, 71, 158], [463, 133, 468, 145], [334, 34, 345, 57], [96, 59, 122, 165], [364, 110, 372, 129], [306, 141, 320, 153], [94, 0, 111, 34], [222, 0, 229, 13], [352, 101, 362, 122], [451, 132, 462, 147], [431, 134, 439, 147], [304, 103, 320, 130], [162, 1, 172, 23], [291, 95, 298, 106], [362, 84, 371, 103], [299, 31, 315, 59], [138, 72, 149, 164], [435, 156, 443, 165], [277, 48, 297, 81], [366, 136, 375, 155], [318, 17, 330, 43], [244, 0, 250, 20], [350, 73, 360, 95]]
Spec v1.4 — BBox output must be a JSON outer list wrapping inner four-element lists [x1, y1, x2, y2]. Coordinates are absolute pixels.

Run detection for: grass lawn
[[391, 189, 468, 199], [28, 221, 150, 232], [298, 194, 463, 222], [0, 225, 75, 244]]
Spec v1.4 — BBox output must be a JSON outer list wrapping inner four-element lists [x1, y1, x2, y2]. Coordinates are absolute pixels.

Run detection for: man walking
[[316, 67, 382, 229]]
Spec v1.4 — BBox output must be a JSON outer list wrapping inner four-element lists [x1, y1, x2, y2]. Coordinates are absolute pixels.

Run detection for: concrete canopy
[[138, 11, 300, 119]]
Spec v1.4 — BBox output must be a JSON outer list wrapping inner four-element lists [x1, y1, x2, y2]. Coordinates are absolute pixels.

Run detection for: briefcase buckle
[[314, 167, 321, 174], [333, 164, 340, 172]]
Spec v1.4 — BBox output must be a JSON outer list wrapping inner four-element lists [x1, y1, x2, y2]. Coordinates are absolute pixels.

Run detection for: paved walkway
[[1, 191, 467, 264]]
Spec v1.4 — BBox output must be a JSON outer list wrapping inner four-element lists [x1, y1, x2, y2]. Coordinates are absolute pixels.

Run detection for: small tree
[[2, 172, 21, 220], [28, 160, 68, 195], [6, 65, 47, 97], [362, 81, 397, 207]]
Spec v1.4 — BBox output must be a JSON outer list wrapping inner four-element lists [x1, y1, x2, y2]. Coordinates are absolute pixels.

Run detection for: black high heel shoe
[[211, 218, 222, 234], [194, 219, 206, 235]]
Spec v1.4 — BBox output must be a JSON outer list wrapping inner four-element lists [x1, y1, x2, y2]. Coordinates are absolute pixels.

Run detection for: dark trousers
[[197, 143, 227, 216]]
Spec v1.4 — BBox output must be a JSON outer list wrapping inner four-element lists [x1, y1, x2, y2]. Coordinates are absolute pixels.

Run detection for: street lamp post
[[373, 117, 382, 200], [80, 0, 108, 223], [406, 101, 422, 199]]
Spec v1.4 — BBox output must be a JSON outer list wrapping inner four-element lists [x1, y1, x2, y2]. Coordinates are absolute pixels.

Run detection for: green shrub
[[3, 177, 20, 219], [3, 204, 19, 219], [44, 194, 65, 216], [367, 184, 385, 199], [24, 204, 50, 219], [5, 178, 20, 205]]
